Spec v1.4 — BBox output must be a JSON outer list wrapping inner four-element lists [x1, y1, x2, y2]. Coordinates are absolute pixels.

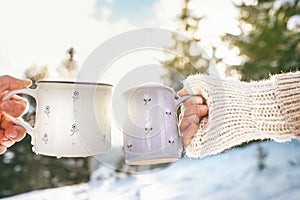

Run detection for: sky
[[0, 0, 239, 83]]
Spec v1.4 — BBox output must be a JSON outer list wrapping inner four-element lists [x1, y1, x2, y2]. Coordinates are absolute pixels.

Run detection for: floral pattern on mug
[[165, 108, 172, 116], [44, 105, 51, 117], [102, 134, 108, 144], [126, 141, 133, 151], [42, 133, 49, 144], [168, 135, 175, 145], [144, 120, 153, 134], [72, 91, 80, 102], [143, 93, 151, 105], [70, 123, 79, 136]]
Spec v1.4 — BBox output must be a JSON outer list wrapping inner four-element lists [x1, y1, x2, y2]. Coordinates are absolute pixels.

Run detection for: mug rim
[[123, 82, 175, 96], [36, 80, 113, 87]]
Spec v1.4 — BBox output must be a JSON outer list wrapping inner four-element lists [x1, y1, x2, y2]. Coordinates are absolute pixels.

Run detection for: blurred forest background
[[162, 0, 299, 90], [0, 0, 299, 198]]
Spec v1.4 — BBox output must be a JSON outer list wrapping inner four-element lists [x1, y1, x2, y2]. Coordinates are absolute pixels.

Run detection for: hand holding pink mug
[[177, 88, 208, 148]]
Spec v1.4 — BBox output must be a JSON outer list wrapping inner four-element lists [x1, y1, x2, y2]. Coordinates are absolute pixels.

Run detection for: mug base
[[32, 149, 110, 158], [126, 157, 179, 165]]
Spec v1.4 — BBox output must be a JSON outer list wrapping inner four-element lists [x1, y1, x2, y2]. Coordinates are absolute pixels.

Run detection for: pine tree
[[224, 0, 300, 81], [256, 143, 267, 171], [56, 47, 78, 79], [160, 0, 210, 90]]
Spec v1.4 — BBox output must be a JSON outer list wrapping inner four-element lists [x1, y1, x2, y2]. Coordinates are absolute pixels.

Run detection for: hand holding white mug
[[0, 75, 32, 154], [177, 88, 208, 148], [3, 80, 112, 158]]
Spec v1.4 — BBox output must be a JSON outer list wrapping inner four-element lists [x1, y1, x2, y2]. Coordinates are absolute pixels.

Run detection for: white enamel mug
[[123, 83, 190, 165], [3, 81, 112, 158]]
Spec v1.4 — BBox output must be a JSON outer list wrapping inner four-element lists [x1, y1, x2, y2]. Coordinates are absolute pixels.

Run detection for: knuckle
[[0, 75, 12, 92], [1, 75, 11, 80], [194, 96, 203, 104], [192, 114, 199, 123], [201, 105, 209, 115], [183, 100, 189, 107]]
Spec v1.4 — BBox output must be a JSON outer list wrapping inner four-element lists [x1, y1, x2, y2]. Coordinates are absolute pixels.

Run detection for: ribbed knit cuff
[[182, 72, 299, 158], [274, 71, 300, 138]]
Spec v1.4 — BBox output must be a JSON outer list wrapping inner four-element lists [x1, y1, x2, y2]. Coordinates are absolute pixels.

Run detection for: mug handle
[[174, 95, 192, 108], [174, 95, 193, 137], [3, 88, 37, 144]]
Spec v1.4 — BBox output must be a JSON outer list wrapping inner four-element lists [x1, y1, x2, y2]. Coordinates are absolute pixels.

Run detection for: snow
[[3, 140, 300, 200]]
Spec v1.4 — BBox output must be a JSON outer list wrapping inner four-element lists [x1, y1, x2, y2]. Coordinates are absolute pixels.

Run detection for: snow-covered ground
[[4, 140, 300, 200]]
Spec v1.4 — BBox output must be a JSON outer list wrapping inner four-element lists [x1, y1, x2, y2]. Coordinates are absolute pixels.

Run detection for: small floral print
[[145, 127, 153, 134], [143, 93, 151, 105], [168, 135, 175, 145], [165, 108, 172, 116], [126, 141, 133, 151], [70, 123, 79, 136], [44, 105, 51, 117], [102, 134, 108, 144], [42, 133, 48, 144], [144, 121, 153, 134], [72, 91, 80, 102]]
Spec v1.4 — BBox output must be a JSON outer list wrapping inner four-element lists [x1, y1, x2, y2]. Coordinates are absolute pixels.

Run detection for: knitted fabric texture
[[183, 71, 300, 158]]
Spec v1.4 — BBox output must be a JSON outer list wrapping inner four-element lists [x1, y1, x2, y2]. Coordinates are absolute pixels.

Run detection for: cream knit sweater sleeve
[[183, 71, 300, 158]]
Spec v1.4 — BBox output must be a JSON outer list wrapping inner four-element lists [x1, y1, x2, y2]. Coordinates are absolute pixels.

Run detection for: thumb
[[177, 88, 189, 97], [0, 75, 32, 93]]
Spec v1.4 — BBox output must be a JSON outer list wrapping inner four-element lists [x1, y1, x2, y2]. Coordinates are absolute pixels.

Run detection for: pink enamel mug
[[123, 83, 190, 165]]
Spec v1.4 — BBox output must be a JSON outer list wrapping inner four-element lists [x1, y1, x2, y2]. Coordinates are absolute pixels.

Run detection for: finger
[[179, 114, 199, 132], [1, 140, 15, 148], [0, 99, 28, 117], [9, 94, 28, 103], [177, 89, 188, 97], [1, 115, 13, 129], [182, 123, 199, 147], [1, 129, 15, 148], [182, 104, 208, 117], [183, 96, 205, 107], [182, 123, 198, 140], [0, 130, 4, 141], [0, 75, 31, 92], [0, 145, 7, 154], [183, 137, 193, 148], [5, 125, 26, 142]]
